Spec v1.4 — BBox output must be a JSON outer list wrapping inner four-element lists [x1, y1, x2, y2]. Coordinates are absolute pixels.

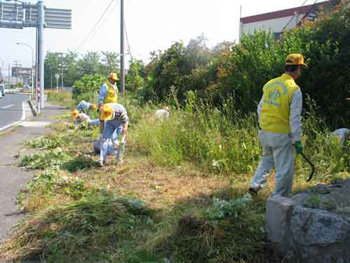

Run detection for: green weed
[[27, 134, 68, 150], [21, 148, 73, 170]]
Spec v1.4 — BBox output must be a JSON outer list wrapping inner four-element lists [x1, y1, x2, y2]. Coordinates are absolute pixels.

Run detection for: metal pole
[[29, 45, 34, 100], [238, 5, 242, 44], [120, 0, 125, 94], [31, 53, 34, 99], [35, 27, 39, 111], [37, 1, 44, 109], [14, 60, 19, 85], [8, 64, 10, 88], [17, 43, 34, 99], [61, 53, 64, 91]]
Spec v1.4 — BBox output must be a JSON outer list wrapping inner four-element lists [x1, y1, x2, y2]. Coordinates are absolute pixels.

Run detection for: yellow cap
[[285, 54, 307, 67], [108, 72, 118, 81], [72, 109, 79, 118], [100, 105, 114, 121], [91, 104, 96, 110]]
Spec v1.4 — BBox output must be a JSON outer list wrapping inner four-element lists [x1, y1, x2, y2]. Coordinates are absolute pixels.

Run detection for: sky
[[0, 0, 314, 76]]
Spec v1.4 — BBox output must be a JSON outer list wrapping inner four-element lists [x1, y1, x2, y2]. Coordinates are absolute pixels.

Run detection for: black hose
[[301, 152, 315, 182]]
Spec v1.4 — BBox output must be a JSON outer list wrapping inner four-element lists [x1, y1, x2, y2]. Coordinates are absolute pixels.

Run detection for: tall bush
[[72, 74, 105, 101]]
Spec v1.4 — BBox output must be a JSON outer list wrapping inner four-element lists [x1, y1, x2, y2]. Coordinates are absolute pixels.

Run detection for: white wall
[[240, 14, 304, 38]]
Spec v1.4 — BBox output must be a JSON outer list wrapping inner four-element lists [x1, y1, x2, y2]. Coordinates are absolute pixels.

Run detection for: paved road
[[0, 94, 29, 130]]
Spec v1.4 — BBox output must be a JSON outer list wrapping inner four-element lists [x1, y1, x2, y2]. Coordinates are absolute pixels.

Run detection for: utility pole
[[35, 27, 39, 108], [13, 60, 19, 85], [37, 0, 45, 110], [120, 0, 125, 94], [17, 42, 34, 99], [61, 53, 64, 91], [50, 68, 52, 90], [8, 64, 10, 88]]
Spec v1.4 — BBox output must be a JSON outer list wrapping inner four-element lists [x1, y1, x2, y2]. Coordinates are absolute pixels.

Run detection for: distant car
[[0, 84, 5, 97]]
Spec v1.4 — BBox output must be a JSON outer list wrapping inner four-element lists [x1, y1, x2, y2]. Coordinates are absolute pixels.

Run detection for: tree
[[101, 51, 119, 75], [126, 59, 145, 92], [76, 51, 103, 76]]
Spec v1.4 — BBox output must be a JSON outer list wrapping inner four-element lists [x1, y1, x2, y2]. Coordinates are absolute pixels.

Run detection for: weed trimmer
[[300, 152, 315, 182]]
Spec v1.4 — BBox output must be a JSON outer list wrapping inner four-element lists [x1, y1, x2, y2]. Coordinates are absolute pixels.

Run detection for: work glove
[[294, 141, 303, 154], [116, 135, 126, 163], [118, 135, 125, 149]]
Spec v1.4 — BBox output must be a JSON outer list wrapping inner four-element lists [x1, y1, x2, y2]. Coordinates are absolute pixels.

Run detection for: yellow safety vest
[[103, 81, 118, 104], [260, 73, 300, 133]]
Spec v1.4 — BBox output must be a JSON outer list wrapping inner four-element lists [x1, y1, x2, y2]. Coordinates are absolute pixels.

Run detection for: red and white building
[[239, 0, 341, 40]]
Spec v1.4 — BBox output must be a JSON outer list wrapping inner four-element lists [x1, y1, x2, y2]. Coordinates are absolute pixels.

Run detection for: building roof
[[240, 1, 333, 24]]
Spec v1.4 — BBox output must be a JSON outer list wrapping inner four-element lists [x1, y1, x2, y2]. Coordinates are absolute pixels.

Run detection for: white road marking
[[1, 104, 14, 109], [0, 102, 26, 132]]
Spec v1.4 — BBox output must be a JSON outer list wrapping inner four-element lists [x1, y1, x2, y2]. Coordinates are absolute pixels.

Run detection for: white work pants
[[250, 130, 294, 197]]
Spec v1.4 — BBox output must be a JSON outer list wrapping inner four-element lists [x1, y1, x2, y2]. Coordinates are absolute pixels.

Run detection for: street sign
[[0, 2, 72, 29], [45, 8, 72, 29], [55, 73, 59, 79], [0, 2, 25, 29]]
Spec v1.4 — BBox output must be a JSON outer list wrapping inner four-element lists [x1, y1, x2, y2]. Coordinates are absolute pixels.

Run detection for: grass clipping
[[1, 195, 152, 262], [152, 196, 269, 263]]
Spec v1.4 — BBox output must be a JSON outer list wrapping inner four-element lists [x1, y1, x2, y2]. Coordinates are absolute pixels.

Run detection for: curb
[[28, 100, 38, 117]]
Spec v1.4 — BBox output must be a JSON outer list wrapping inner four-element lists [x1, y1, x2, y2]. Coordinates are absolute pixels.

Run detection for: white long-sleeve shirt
[[331, 128, 350, 146], [258, 89, 302, 142]]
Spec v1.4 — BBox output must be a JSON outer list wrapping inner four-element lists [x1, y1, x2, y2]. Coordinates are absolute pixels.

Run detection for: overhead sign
[[45, 8, 72, 29], [0, 2, 25, 28], [0, 2, 72, 29]]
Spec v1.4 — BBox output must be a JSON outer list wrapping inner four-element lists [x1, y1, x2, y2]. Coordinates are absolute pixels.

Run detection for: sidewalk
[[0, 102, 66, 244]]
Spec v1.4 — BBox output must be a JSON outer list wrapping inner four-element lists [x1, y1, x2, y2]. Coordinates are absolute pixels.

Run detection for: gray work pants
[[250, 130, 294, 197]]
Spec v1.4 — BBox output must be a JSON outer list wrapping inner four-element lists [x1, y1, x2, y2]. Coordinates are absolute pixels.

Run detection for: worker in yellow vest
[[98, 72, 119, 134], [249, 54, 306, 197]]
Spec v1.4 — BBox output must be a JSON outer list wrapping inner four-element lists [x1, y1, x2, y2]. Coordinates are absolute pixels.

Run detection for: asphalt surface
[[0, 101, 66, 251], [0, 94, 29, 130]]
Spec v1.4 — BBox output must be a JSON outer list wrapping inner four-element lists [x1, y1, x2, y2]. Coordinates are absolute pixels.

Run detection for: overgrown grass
[[130, 99, 348, 182], [1, 97, 350, 263], [47, 91, 74, 108]]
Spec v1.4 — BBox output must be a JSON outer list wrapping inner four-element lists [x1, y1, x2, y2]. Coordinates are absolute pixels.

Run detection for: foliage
[[134, 8, 350, 127], [21, 148, 73, 170], [143, 37, 212, 103], [126, 59, 145, 93], [27, 134, 67, 150], [7, 6, 350, 263], [8, 195, 154, 262], [47, 91, 74, 108], [154, 197, 267, 263], [44, 51, 119, 92], [206, 195, 252, 220], [130, 101, 261, 174], [44, 51, 79, 90], [72, 74, 105, 100]]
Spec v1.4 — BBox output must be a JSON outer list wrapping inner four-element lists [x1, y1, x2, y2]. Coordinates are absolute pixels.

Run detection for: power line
[[282, 0, 310, 32], [84, 1, 119, 49], [123, 17, 133, 61], [75, 0, 116, 50], [300, 0, 320, 22]]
